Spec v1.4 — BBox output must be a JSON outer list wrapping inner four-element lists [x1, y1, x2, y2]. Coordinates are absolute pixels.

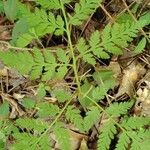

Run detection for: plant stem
[[60, 1, 81, 94]]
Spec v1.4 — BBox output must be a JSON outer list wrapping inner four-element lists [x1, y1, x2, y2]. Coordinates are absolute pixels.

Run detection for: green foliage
[[92, 70, 116, 101], [36, 0, 71, 10], [115, 132, 130, 150], [52, 88, 71, 102], [76, 38, 96, 65], [0, 1, 4, 13], [84, 106, 101, 131], [37, 102, 60, 118], [69, 0, 102, 25], [53, 122, 71, 150], [97, 101, 150, 150], [97, 121, 117, 150], [106, 101, 134, 117], [3, 0, 18, 22], [15, 118, 48, 132], [121, 117, 150, 130], [134, 37, 147, 54], [0, 48, 69, 80], [65, 106, 84, 131]]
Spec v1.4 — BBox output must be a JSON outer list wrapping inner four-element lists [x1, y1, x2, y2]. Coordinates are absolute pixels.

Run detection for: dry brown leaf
[[135, 70, 150, 116], [116, 62, 146, 98]]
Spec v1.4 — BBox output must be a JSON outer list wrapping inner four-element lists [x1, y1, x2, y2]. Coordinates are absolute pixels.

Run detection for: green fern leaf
[[30, 49, 45, 80], [0, 50, 34, 74], [55, 65, 68, 79], [92, 86, 107, 101], [115, 132, 130, 150], [52, 88, 71, 102], [69, 0, 102, 25], [36, 0, 61, 9], [0, 1, 4, 13], [13, 132, 51, 150], [56, 48, 69, 63], [15, 118, 48, 133], [84, 106, 101, 131], [76, 38, 96, 65], [36, 0, 71, 10], [106, 101, 134, 117], [121, 117, 150, 130], [79, 81, 93, 107], [97, 121, 117, 150], [65, 106, 84, 131], [134, 37, 146, 54], [12, 132, 37, 150], [16, 29, 35, 47], [16, 4, 64, 47], [42, 50, 56, 81], [89, 30, 110, 59], [53, 122, 71, 150], [11, 18, 30, 45], [3, 0, 18, 22], [101, 18, 148, 55], [37, 102, 60, 118]]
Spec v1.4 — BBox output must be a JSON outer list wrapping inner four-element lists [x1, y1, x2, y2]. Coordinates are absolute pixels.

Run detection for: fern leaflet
[[69, 0, 102, 25], [84, 106, 101, 132], [97, 121, 117, 150], [65, 106, 84, 131], [121, 117, 150, 130], [106, 101, 134, 117], [115, 132, 130, 150], [53, 122, 71, 150]]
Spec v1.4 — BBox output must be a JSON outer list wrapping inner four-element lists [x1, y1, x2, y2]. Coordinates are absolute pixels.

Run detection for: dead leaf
[[116, 62, 146, 98]]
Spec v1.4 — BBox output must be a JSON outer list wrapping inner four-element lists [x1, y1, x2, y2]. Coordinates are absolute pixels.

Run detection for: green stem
[[60, 1, 81, 94]]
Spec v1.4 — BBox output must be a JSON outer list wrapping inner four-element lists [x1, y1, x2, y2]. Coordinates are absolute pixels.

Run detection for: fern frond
[[0, 50, 34, 74], [0, 49, 67, 80], [53, 122, 71, 150], [12, 133, 37, 150], [76, 38, 96, 65], [15, 118, 48, 133], [97, 121, 117, 150], [101, 19, 148, 55], [115, 132, 130, 150], [36, 0, 61, 9], [12, 132, 51, 150], [69, 0, 102, 25], [121, 117, 150, 130], [84, 106, 101, 132], [15, 3, 65, 47], [36, 0, 71, 10], [89, 30, 110, 59], [65, 106, 84, 131], [52, 88, 71, 102], [36, 102, 60, 118], [41, 50, 56, 81], [106, 101, 134, 117], [115, 119, 150, 150], [56, 48, 69, 63]]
